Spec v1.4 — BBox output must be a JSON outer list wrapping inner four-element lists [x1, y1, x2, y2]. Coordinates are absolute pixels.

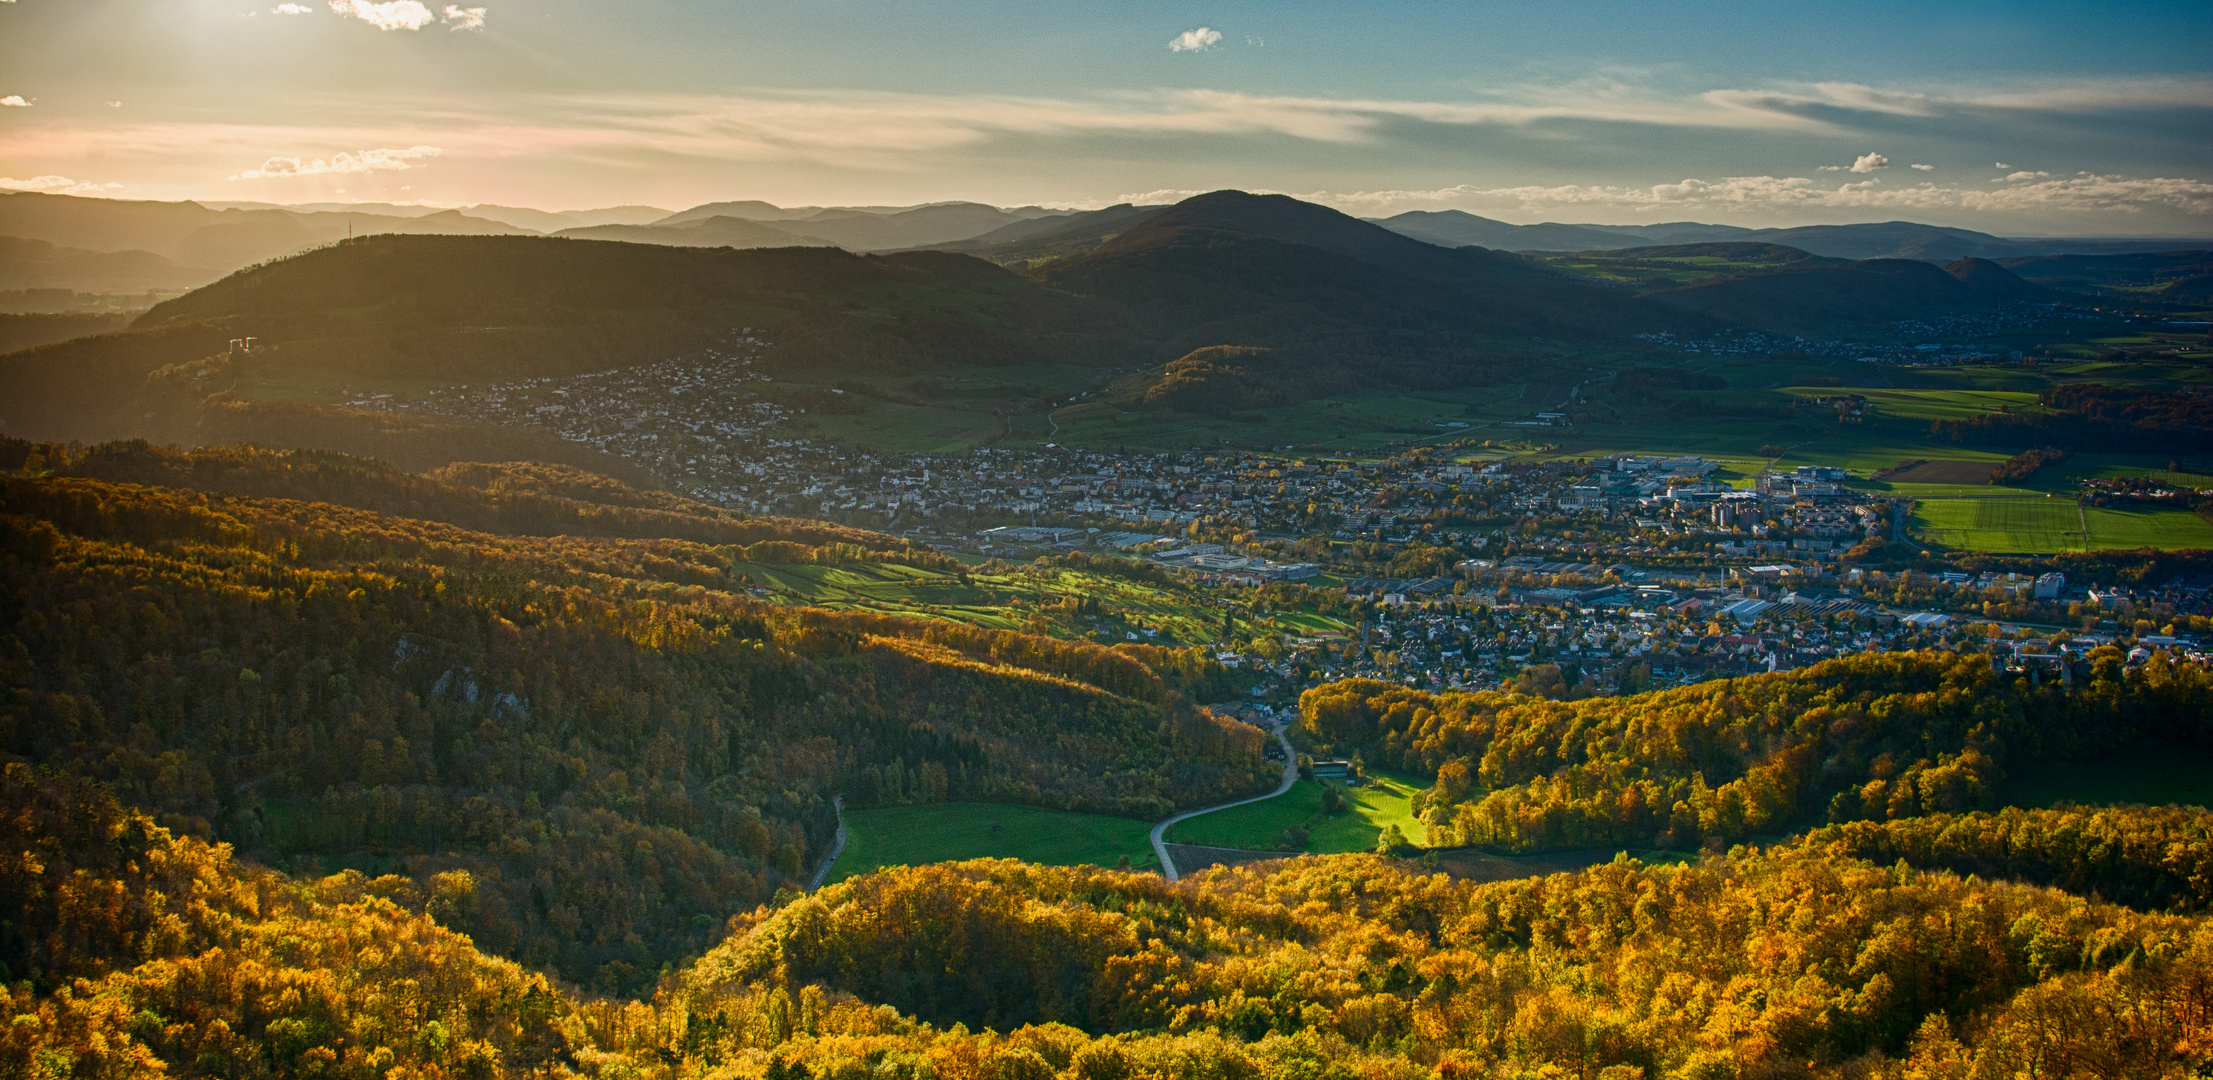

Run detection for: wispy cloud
[[272, 3, 313, 13], [1967, 79, 2213, 112], [1702, 77, 2212, 128], [1295, 173, 2213, 218], [1911, 163, 1934, 171], [0, 96, 30, 108], [1117, 188, 1210, 204], [441, 5, 485, 30], [1168, 28, 1222, 53], [1, 175, 124, 196], [229, 145, 442, 180]]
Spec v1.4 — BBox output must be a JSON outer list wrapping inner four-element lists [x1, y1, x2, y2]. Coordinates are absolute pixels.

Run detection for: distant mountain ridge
[[552, 215, 832, 249], [1372, 208, 2211, 263]]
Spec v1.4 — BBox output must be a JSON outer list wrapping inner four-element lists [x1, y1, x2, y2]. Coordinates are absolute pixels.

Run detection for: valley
[[1, 186, 2211, 1077]]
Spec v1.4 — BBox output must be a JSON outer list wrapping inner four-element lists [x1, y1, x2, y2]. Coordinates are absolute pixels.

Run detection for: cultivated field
[[1912, 497, 2213, 552], [1879, 459, 1999, 485], [1911, 497, 2081, 553]]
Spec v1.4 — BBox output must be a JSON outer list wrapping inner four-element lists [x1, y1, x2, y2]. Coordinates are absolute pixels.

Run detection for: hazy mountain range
[[0, 189, 2118, 450], [2, 189, 2206, 298]]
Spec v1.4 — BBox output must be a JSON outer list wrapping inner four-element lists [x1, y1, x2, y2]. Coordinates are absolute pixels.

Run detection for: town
[[356, 343, 2213, 708]]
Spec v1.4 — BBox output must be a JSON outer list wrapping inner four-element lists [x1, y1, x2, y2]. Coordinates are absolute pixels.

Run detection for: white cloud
[[1169, 27, 1223, 53], [272, 3, 313, 12], [0, 175, 124, 196], [229, 145, 442, 180], [1850, 152, 1890, 173], [0, 96, 29, 108], [441, 5, 485, 30], [327, 0, 437, 31], [1995, 162, 2011, 169], [1911, 163, 1934, 170], [2002, 170, 2053, 181]]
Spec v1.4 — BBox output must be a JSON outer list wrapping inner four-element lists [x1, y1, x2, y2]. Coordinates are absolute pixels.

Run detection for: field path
[[1151, 726, 1299, 881]]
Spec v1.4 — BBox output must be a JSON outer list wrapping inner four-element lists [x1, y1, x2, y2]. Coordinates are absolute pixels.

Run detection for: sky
[[2, 0, 2210, 235]]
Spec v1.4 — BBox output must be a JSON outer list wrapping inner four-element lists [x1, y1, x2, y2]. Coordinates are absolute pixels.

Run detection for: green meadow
[[1910, 498, 2213, 553], [830, 802, 1159, 883], [1166, 769, 1427, 854]]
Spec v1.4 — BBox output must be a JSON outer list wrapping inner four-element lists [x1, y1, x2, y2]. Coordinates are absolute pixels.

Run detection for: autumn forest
[[2, 440, 2211, 1077]]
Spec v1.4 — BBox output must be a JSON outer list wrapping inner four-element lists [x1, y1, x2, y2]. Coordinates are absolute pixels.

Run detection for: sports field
[[829, 801, 1158, 883], [1912, 498, 2213, 552]]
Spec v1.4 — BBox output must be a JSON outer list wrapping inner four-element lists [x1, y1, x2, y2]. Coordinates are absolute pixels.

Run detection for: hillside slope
[[4, 765, 2207, 1077], [0, 234, 1136, 444], [0, 444, 1270, 993], [1641, 256, 2042, 331]]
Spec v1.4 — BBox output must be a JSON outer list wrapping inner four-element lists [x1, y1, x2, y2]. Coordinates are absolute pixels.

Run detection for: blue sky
[[2, 0, 2208, 233]]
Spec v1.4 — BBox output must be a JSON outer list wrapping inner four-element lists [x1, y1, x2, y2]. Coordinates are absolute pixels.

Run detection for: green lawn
[[2003, 741, 2213, 810], [830, 802, 1159, 883], [1166, 769, 1427, 853]]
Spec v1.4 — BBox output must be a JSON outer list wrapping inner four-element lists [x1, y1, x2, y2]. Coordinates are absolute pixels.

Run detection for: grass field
[[2002, 741, 2213, 810], [830, 802, 1158, 883], [1782, 387, 2043, 422], [2082, 504, 2213, 549], [1912, 497, 2213, 552], [1166, 769, 1426, 853]]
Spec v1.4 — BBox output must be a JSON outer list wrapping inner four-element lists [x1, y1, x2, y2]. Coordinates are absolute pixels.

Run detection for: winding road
[[1149, 726, 1300, 881], [805, 794, 847, 891]]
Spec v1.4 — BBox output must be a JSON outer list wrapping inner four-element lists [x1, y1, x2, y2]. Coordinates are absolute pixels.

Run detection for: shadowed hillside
[[1642, 256, 2044, 332], [0, 234, 1137, 444]]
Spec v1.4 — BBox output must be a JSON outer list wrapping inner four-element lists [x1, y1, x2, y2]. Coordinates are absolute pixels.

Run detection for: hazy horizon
[[4, 0, 2209, 236]]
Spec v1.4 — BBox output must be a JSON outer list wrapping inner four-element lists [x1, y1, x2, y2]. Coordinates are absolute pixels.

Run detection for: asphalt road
[[1149, 726, 1300, 881]]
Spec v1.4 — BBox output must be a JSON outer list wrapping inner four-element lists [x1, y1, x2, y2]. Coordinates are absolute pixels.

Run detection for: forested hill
[[0, 451, 1270, 994], [1640, 256, 2050, 332], [1300, 649, 2212, 854], [1038, 190, 1658, 341], [0, 233, 1136, 444], [43, 439, 936, 553], [6, 764, 2209, 1076]]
